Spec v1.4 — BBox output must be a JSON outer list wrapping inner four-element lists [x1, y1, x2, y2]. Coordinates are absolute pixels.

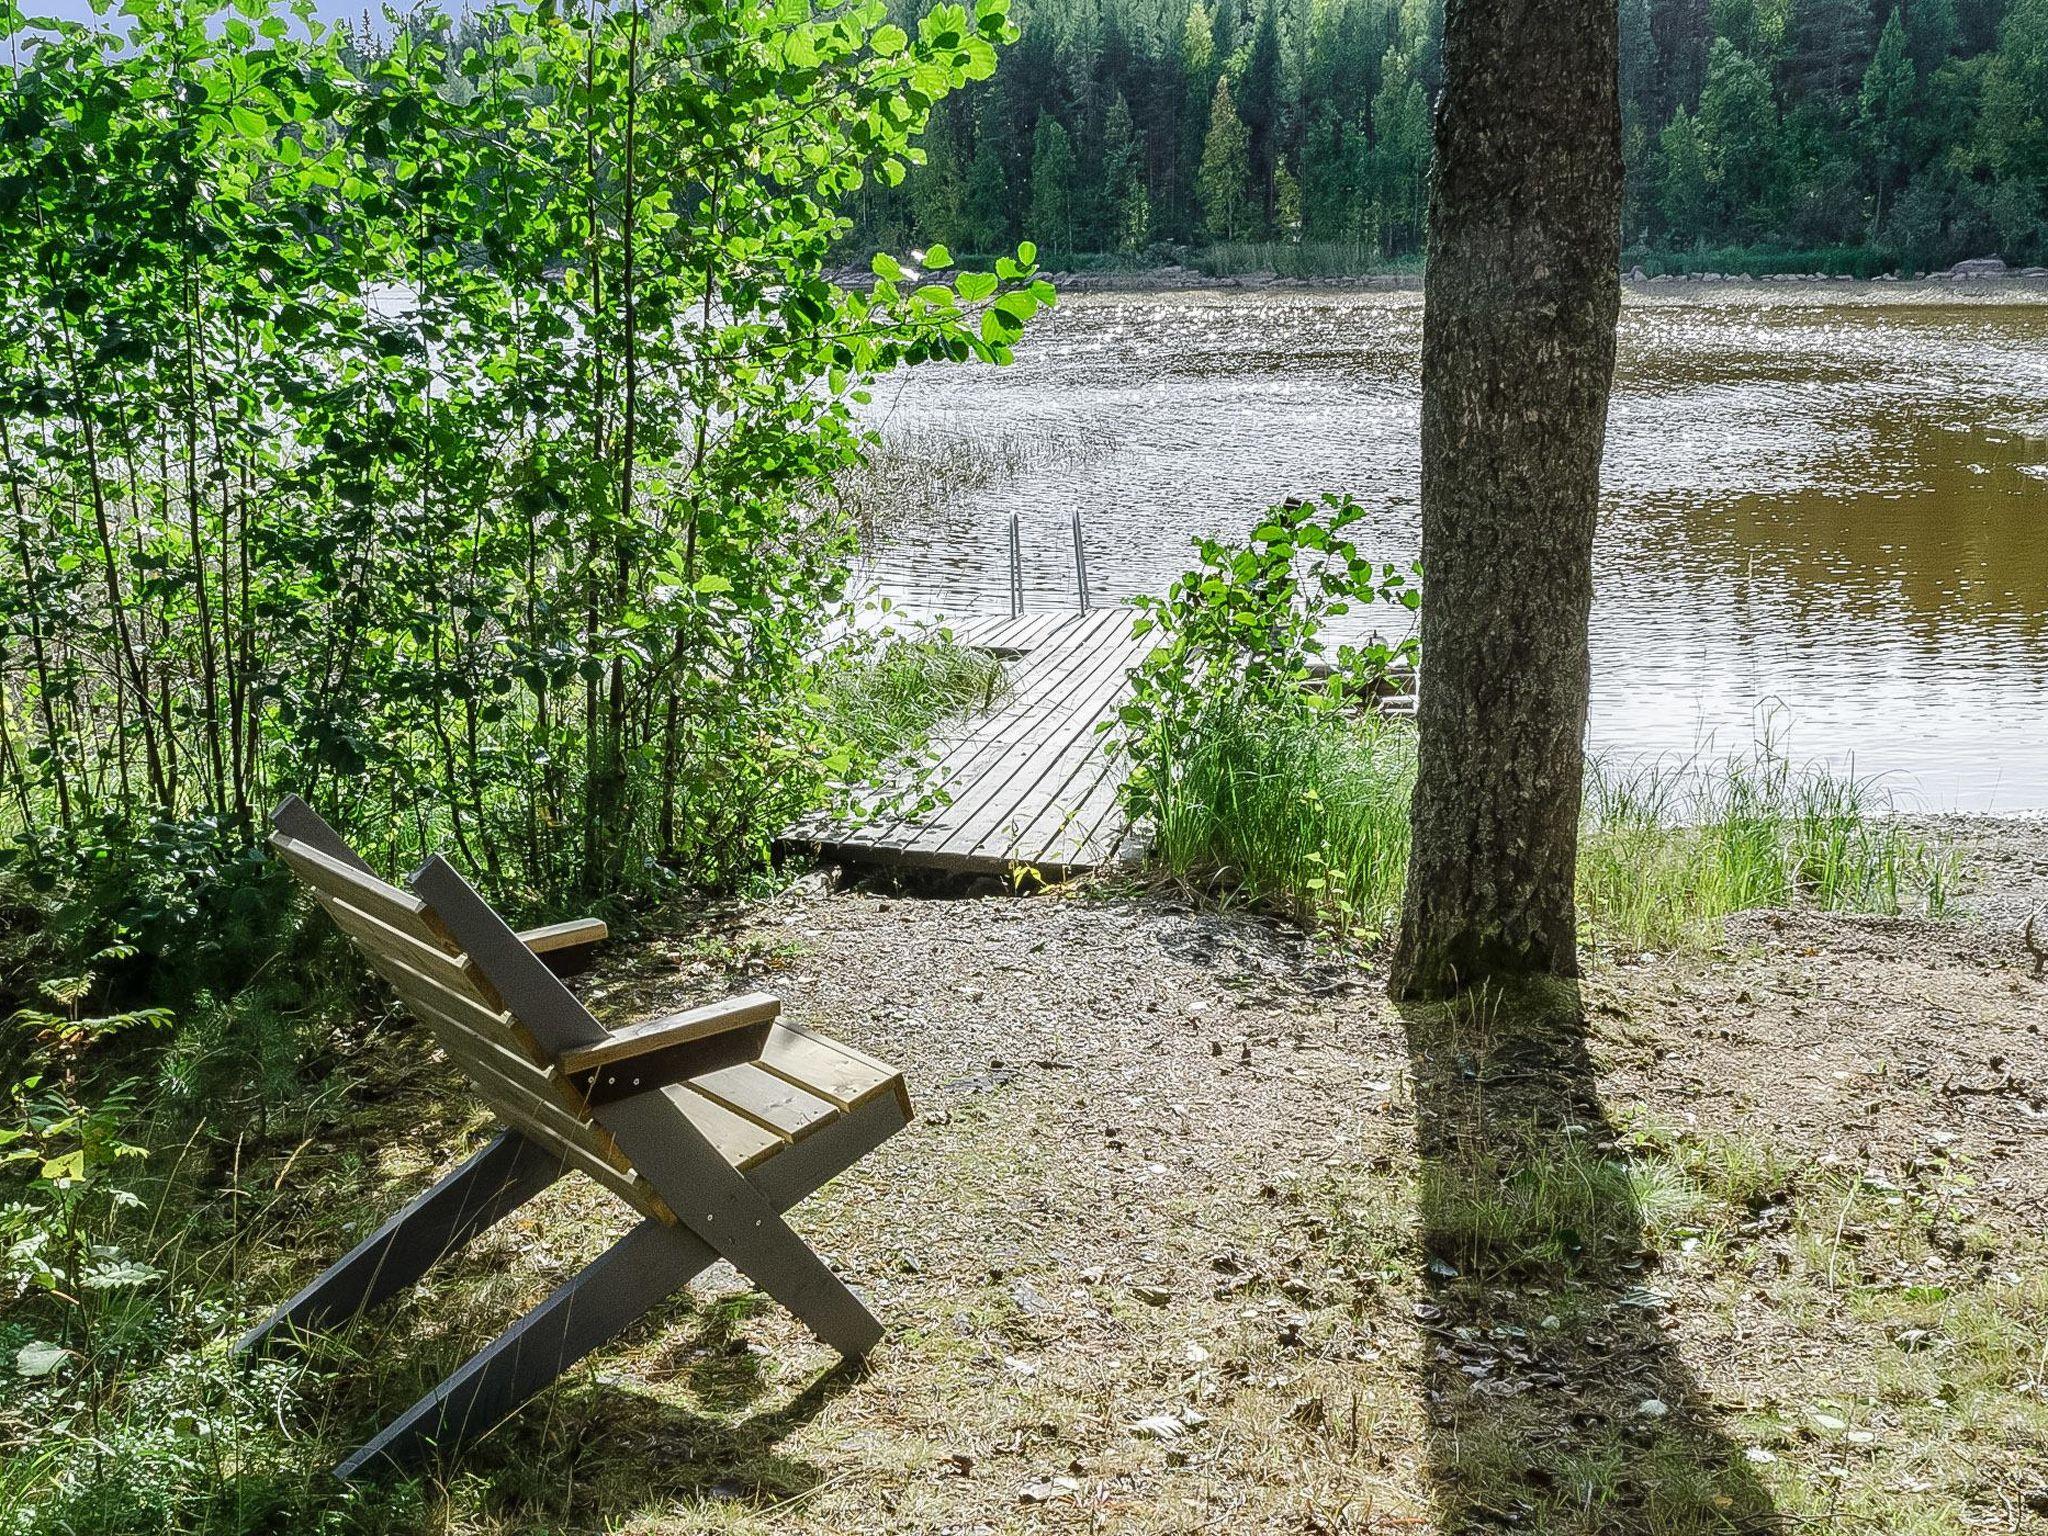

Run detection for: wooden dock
[[784, 607, 1155, 877]]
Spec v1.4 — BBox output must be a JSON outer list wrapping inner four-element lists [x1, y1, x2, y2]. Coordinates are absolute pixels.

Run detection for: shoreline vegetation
[[5, 0, 2044, 1522], [837, 251, 2048, 293], [1102, 502, 1958, 959]]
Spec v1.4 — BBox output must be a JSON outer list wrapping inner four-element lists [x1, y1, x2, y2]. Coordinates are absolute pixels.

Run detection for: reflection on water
[[856, 290, 2048, 811]]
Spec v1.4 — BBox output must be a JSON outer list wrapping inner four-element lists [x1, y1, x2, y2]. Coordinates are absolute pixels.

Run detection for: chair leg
[[239, 1131, 564, 1355], [337, 1215, 702, 1479], [596, 1090, 886, 1361], [338, 1091, 909, 1478]]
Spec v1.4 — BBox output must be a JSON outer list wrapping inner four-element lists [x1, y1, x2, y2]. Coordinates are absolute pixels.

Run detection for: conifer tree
[[1785, 0, 1877, 109], [1272, 160, 1303, 236], [1699, 38, 1779, 235], [1026, 113, 1079, 254], [1659, 106, 1712, 236], [1102, 94, 1152, 252], [910, 106, 968, 247], [1904, 0, 1961, 74], [1369, 46, 1429, 252], [1239, 0, 1285, 218], [1860, 10, 1915, 226], [1198, 78, 1254, 239], [962, 130, 1014, 251]]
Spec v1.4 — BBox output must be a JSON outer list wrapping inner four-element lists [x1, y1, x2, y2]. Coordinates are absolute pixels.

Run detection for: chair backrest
[[269, 813, 669, 1222]]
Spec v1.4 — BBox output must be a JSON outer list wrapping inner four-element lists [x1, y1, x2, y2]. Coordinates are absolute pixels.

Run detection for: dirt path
[[278, 819, 2048, 1533]]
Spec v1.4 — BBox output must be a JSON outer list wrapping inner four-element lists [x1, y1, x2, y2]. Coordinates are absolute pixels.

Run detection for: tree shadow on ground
[[1398, 980, 1783, 1533]]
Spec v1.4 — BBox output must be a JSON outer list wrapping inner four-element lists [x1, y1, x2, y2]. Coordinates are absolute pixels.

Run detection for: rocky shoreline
[[829, 254, 2048, 298], [1037, 260, 2048, 295]]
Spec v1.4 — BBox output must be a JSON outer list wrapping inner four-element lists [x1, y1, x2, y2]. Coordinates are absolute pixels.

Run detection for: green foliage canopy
[[0, 0, 1049, 943], [844, 0, 2043, 268]]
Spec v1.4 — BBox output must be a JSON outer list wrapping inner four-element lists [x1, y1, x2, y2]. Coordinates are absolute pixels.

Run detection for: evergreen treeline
[[845, 0, 2048, 270]]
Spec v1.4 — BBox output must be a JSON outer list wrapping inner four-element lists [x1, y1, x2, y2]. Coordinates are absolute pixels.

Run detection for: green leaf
[[871, 251, 904, 281], [39, 1150, 84, 1182], [955, 270, 997, 301], [693, 574, 735, 594], [84, 1259, 162, 1289], [15, 1341, 66, 1378], [922, 242, 953, 269]]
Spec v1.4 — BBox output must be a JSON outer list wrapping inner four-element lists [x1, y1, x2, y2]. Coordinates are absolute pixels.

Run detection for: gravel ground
[[259, 815, 2048, 1533]]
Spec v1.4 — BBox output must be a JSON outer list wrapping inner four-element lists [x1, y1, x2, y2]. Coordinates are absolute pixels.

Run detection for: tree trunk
[[1390, 0, 1624, 1000]]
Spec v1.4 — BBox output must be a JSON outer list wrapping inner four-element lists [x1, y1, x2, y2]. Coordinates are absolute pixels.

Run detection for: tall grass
[[1145, 712, 1957, 952], [835, 414, 1112, 537], [1148, 703, 1416, 942], [1579, 744, 1956, 953], [1622, 242, 1902, 278], [815, 635, 1009, 763]]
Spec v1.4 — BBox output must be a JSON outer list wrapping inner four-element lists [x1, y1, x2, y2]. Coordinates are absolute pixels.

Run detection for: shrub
[[0, 0, 1045, 912], [1114, 494, 1420, 942]]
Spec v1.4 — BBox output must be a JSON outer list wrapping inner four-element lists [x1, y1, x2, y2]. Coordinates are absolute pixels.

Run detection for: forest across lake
[[856, 285, 2048, 811]]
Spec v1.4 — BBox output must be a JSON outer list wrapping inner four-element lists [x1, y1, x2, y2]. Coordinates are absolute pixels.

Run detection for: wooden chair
[[238, 796, 911, 1478]]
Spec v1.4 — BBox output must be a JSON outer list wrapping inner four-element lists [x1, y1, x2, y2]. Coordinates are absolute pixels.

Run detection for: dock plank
[[783, 605, 1155, 876], [922, 614, 1138, 855], [858, 615, 1124, 854], [941, 628, 1142, 866], [788, 613, 1102, 848]]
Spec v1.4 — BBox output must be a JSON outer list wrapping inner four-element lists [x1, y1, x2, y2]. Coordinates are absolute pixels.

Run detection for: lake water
[[855, 287, 2048, 813]]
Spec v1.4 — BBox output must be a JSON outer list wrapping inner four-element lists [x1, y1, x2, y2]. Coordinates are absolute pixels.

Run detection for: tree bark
[[1390, 0, 1625, 999]]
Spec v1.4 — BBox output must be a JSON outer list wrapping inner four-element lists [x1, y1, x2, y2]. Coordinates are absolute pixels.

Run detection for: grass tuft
[[1580, 741, 1957, 953], [1147, 703, 1415, 943], [814, 634, 1008, 764]]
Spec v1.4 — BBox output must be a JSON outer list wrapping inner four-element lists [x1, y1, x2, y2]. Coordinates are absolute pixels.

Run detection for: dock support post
[[1072, 510, 1090, 612], [1009, 513, 1024, 617]]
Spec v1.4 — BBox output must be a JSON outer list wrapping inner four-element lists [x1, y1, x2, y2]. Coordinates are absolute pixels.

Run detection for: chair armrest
[[517, 918, 608, 955], [559, 991, 781, 1077]]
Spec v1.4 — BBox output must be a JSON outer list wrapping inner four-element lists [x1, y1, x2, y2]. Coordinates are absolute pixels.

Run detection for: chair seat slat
[[688, 1061, 841, 1143], [757, 1024, 902, 1112], [480, 1098, 667, 1217], [658, 1083, 787, 1170], [407, 1010, 670, 1223], [413, 1011, 588, 1132]]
